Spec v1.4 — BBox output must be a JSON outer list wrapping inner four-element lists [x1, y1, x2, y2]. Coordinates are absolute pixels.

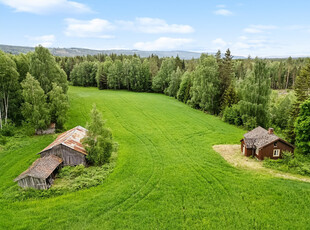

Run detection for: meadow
[[0, 86, 309, 229]]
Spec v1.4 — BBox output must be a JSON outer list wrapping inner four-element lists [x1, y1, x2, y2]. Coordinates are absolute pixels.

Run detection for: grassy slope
[[0, 86, 309, 229]]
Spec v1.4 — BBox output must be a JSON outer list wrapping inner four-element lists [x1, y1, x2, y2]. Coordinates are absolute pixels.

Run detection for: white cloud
[[134, 37, 193, 51], [0, 0, 92, 14], [216, 4, 226, 8], [25, 34, 55, 47], [244, 25, 277, 34], [64, 18, 115, 38], [212, 38, 227, 48], [117, 17, 194, 34], [214, 9, 233, 16]]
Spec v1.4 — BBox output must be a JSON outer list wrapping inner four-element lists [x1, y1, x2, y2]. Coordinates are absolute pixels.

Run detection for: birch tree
[[0, 51, 20, 129], [21, 73, 50, 130]]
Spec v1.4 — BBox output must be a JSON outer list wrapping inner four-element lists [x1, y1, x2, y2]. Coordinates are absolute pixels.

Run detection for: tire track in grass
[[153, 103, 231, 192], [94, 97, 164, 215], [130, 97, 228, 192], [73, 96, 157, 217], [127, 98, 237, 211], [148, 104, 241, 219], [112, 95, 165, 211], [118, 96, 226, 222]]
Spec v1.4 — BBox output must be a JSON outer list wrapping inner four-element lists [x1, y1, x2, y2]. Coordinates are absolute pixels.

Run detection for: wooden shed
[[14, 155, 62, 189], [241, 126, 294, 160], [38, 126, 88, 166]]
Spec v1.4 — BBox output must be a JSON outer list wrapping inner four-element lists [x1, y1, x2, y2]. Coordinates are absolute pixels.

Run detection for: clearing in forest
[[0, 86, 309, 229]]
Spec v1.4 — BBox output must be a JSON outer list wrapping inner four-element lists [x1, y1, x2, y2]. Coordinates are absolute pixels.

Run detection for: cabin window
[[273, 149, 280, 157], [274, 142, 277, 147]]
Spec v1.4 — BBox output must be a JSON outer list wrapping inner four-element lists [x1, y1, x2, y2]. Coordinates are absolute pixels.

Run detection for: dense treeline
[[56, 49, 310, 155], [1, 46, 309, 154], [0, 46, 69, 135]]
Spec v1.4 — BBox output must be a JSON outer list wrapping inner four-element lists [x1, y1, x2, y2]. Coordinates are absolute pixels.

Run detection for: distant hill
[[0, 44, 246, 59]]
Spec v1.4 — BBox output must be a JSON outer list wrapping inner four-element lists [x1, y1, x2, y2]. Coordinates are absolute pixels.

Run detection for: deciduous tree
[[21, 73, 50, 130], [83, 105, 115, 165]]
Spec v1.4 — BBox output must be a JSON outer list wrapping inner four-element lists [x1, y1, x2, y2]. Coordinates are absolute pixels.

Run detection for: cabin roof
[[39, 126, 88, 155], [14, 155, 62, 181], [243, 126, 294, 149]]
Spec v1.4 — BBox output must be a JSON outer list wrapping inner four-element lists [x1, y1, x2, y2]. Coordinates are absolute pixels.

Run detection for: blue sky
[[0, 0, 310, 57]]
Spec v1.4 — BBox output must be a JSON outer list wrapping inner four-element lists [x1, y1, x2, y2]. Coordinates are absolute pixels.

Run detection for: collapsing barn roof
[[14, 155, 63, 181], [39, 126, 88, 155]]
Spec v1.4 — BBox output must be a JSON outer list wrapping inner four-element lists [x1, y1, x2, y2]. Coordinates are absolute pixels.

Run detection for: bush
[[222, 104, 242, 126], [17, 122, 35, 136], [0, 121, 16, 136], [263, 151, 310, 176], [0, 135, 7, 145]]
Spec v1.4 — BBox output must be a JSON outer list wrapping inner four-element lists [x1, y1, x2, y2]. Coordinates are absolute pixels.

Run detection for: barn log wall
[[18, 176, 48, 189], [257, 140, 294, 160], [40, 145, 86, 166]]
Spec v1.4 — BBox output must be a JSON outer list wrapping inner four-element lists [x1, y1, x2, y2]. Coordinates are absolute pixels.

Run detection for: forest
[[55, 48, 309, 155], [0, 46, 309, 156]]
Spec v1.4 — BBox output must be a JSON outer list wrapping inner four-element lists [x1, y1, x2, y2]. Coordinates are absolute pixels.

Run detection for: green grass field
[[0, 86, 309, 229]]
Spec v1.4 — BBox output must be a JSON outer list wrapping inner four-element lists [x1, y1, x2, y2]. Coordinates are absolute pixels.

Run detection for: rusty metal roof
[[14, 155, 63, 181], [39, 126, 88, 155]]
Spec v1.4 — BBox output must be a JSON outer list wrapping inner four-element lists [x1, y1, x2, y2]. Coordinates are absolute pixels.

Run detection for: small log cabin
[[14, 155, 63, 189], [38, 126, 88, 166], [241, 126, 294, 160]]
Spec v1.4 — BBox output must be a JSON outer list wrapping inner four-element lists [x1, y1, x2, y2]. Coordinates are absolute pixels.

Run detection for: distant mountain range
[[0, 44, 246, 60]]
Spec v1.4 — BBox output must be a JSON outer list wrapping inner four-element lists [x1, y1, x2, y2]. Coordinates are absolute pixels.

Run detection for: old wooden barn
[[14, 155, 62, 189], [241, 126, 294, 160], [39, 126, 88, 166], [15, 126, 88, 189]]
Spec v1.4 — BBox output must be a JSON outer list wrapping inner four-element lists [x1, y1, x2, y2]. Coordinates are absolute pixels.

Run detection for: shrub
[[0, 121, 16, 136], [0, 135, 7, 145], [263, 151, 310, 176], [222, 104, 242, 126], [17, 122, 35, 136]]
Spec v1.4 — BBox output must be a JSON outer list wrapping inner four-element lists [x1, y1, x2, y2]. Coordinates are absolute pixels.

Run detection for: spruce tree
[[286, 59, 310, 142], [295, 97, 310, 155]]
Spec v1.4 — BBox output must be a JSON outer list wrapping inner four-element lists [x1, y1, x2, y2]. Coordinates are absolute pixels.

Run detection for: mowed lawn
[[0, 86, 309, 229]]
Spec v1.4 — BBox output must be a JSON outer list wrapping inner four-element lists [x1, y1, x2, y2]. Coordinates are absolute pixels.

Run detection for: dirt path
[[213, 144, 310, 183]]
